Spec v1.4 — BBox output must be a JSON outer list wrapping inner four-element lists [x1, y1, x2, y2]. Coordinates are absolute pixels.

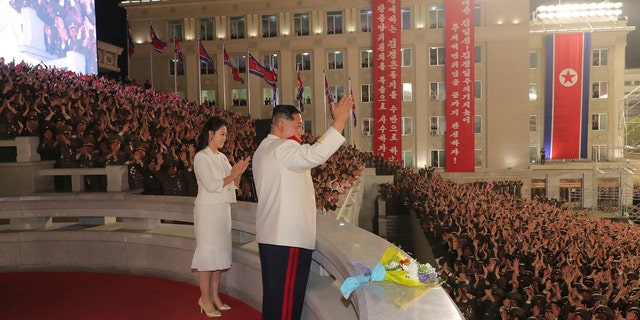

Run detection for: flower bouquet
[[340, 246, 441, 300]]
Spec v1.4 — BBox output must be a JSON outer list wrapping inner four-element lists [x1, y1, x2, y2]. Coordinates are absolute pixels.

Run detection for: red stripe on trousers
[[282, 247, 299, 320]]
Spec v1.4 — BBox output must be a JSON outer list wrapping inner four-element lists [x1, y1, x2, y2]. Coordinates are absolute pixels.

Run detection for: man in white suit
[[253, 95, 353, 320]]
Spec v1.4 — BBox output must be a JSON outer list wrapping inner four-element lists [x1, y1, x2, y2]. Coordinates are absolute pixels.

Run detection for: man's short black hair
[[272, 105, 301, 123]]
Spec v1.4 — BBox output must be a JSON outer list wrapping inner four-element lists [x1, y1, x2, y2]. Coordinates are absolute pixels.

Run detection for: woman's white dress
[[191, 147, 236, 271]]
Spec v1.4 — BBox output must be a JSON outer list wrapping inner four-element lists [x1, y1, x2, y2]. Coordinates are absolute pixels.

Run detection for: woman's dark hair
[[196, 116, 228, 151]]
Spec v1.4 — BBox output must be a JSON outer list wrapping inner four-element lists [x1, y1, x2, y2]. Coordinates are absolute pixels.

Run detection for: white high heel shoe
[[198, 298, 221, 317]]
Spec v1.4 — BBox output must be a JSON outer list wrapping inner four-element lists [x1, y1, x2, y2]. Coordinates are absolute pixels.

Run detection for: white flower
[[403, 259, 419, 282], [387, 261, 400, 270]]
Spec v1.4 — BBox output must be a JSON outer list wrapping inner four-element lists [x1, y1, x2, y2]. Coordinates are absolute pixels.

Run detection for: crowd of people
[[0, 59, 362, 211], [379, 168, 640, 320], [12, 58, 640, 319]]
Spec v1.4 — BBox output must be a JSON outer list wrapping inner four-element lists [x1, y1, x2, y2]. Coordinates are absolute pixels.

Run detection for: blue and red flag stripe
[[150, 25, 167, 53], [543, 33, 591, 159], [248, 53, 277, 88], [198, 40, 216, 73], [173, 36, 183, 63]]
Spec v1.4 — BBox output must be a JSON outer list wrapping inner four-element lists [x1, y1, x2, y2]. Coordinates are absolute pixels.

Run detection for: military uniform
[[128, 141, 148, 191], [141, 158, 163, 195], [104, 135, 127, 166], [76, 137, 102, 192], [155, 159, 189, 196]]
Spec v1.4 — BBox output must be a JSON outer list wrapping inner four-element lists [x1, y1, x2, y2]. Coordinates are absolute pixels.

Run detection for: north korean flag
[[543, 33, 591, 159]]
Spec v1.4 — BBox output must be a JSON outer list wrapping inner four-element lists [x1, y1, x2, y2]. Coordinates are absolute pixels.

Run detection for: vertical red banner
[[445, 0, 475, 172], [373, 0, 402, 163], [543, 33, 591, 159]]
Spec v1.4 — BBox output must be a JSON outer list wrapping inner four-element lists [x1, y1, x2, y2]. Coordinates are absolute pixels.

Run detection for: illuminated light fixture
[[534, 2, 623, 23]]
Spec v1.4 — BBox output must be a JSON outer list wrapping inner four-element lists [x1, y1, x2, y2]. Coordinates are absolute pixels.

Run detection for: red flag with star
[[543, 33, 591, 159]]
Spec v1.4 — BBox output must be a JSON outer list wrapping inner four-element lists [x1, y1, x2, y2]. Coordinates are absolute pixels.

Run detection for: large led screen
[[0, 0, 97, 75]]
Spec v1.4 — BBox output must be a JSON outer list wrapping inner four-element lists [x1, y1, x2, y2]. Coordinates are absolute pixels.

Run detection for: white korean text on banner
[[445, 0, 475, 172], [373, 0, 402, 163]]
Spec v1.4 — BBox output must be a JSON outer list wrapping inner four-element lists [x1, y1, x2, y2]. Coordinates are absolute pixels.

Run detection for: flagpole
[[126, 18, 131, 80], [222, 42, 227, 111], [270, 54, 276, 106], [349, 77, 354, 146], [173, 27, 177, 94], [197, 36, 202, 104], [323, 70, 328, 130], [149, 22, 153, 88], [246, 48, 251, 116]]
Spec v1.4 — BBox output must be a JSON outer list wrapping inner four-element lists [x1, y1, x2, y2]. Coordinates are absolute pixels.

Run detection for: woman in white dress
[[191, 116, 250, 317]]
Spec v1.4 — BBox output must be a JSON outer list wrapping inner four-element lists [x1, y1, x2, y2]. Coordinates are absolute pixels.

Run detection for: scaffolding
[[585, 87, 640, 218]]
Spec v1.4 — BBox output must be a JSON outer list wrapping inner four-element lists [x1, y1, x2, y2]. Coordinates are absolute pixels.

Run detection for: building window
[[168, 20, 183, 41], [294, 13, 310, 36], [428, 5, 445, 29], [361, 84, 373, 103], [402, 150, 414, 168], [530, 115, 537, 132], [301, 87, 312, 105], [530, 51, 538, 69], [593, 145, 608, 162], [362, 118, 372, 136], [401, 48, 412, 67], [296, 52, 311, 70], [430, 149, 445, 168], [231, 55, 246, 73], [361, 50, 373, 68], [430, 116, 446, 135], [201, 90, 216, 106], [263, 88, 275, 105], [328, 51, 344, 69], [199, 18, 214, 41], [474, 81, 482, 99], [530, 146, 538, 163], [360, 9, 372, 32], [474, 149, 482, 167], [231, 89, 247, 106], [429, 47, 445, 66], [169, 59, 185, 75], [401, 7, 411, 30], [429, 82, 446, 101], [474, 115, 482, 134], [529, 83, 538, 101], [402, 83, 412, 101], [330, 86, 345, 101], [262, 14, 277, 38], [402, 117, 413, 136], [474, 4, 481, 27], [327, 11, 343, 34], [230, 16, 245, 39], [593, 48, 608, 67], [474, 45, 482, 64], [592, 113, 608, 131], [592, 81, 608, 99], [262, 54, 278, 70]]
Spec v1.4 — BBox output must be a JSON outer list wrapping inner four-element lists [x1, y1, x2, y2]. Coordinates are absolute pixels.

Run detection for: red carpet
[[0, 272, 261, 320]]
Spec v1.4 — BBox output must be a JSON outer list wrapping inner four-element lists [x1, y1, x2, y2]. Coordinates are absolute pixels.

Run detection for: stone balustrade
[[0, 194, 462, 320]]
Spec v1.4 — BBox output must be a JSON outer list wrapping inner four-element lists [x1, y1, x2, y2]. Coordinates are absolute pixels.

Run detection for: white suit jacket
[[253, 127, 345, 250], [193, 147, 236, 205]]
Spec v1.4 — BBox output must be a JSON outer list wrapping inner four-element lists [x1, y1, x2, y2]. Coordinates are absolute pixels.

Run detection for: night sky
[[95, 0, 640, 77]]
